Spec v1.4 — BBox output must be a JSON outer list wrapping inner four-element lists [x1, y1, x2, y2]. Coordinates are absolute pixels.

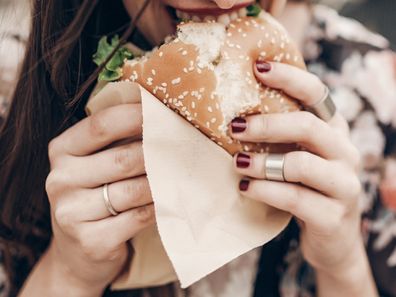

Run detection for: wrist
[[316, 243, 378, 297], [46, 243, 106, 297]]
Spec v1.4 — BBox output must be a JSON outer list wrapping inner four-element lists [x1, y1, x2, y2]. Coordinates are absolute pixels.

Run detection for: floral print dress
[[0, 4, 395, 297]]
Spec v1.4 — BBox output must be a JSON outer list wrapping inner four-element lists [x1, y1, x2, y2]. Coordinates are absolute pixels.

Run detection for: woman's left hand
[[230, 61, 365, 279]]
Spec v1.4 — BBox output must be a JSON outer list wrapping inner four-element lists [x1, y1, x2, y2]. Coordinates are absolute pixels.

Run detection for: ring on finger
[[306, 86, 337, 122], [265, 154, 286, 182], [103, 183, 119, 216]]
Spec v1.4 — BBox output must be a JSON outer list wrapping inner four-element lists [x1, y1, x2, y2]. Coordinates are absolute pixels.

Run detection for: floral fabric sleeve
[[275, 5, 396, 297]]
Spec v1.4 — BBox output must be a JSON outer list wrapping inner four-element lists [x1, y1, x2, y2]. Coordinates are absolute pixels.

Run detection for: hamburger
[[90, 4, 306, 155]]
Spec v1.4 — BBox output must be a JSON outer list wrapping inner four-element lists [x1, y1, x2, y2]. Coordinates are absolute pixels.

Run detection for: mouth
[[170, 2, 255, 26]]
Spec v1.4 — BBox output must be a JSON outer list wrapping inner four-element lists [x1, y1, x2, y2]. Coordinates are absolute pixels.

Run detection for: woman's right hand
[[43, 89, 154, 295]]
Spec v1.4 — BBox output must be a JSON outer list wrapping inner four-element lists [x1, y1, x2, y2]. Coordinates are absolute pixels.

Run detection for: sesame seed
[[182, 50, 188, 56], [151, 69, 156, 76], [172, 77, 181, 85], [191, 102, 196, 109], [211, 118, 217, 123], [161, 82, 167, 87], [159, 51, 164, 57], [208, 106, 213, 112]]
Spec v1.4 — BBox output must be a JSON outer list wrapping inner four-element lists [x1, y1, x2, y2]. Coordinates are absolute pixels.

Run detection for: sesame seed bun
[[122, 12, 306, 155]]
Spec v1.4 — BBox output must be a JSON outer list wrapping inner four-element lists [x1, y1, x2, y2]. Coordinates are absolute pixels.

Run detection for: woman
[[0, 0, 394, 296]]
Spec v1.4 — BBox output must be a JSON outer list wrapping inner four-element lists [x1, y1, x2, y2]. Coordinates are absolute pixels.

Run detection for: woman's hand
[[21, 83, 154, 297], [231, 61, 378, 297]]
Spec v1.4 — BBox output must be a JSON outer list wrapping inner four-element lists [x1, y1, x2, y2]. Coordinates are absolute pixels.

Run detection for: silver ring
[[265, 154, 286, 182], [103, 184, 119, 216], [307, 86, 336, 122]]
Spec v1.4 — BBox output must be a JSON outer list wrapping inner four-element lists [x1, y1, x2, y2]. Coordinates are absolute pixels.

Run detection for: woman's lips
[[173, 1, 254, 16]]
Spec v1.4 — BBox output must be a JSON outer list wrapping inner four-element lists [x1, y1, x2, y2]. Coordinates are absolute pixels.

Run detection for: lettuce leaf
[[246, 4, 262, 17], [93, 35, 133, 82]]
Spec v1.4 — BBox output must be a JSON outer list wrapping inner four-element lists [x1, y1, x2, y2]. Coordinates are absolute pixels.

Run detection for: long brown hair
[[0, 0, 174, 296], [0, 0, 311, 295]]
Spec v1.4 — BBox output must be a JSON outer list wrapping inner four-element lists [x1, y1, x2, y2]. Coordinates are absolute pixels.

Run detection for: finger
[[77, 204, 155, 258], [50, 104, 142, 158], [255, 61, 325, 106], [231, 111, 357, 162], [62, 176, 153, 221], [254, 61, 347, 130], [64, 141, 145, 188], [92, 204, 155, 244], [239, 178, 344, 234], [234, 151, 361, 200], [86, 81, 142, 115]]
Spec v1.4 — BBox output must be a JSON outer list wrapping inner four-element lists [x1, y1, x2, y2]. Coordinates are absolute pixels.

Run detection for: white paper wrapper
[[86, 82, 291, 289]]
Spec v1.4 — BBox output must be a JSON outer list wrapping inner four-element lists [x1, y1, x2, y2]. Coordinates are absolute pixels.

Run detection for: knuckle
[[114, 145, 139, 174], [53, 204, 76, 232], [299, 112, 317, 139], [134, 205, 155, 225], [48, 137, 63, 162], [349, 147, 362, 170], [294, 152, 313, 181], [259, 115, 270, 136], [283, 189, 302, 213], [45, 170, 68, 199], [349, 176, 362, 199], [89, 113, 109, 139]]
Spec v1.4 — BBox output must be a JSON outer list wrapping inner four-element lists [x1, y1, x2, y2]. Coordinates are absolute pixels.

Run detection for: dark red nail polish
[[231, 118, 247, 133], [239, 179, 250, 191], [256, 61, 272, 73], [236, 153, 251, 168]]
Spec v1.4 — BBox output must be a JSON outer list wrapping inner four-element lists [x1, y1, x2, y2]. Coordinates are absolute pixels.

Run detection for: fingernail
[[231, 117, 247, 133], [239, 179, 250, 191], [236, 153, 251, 168], [256, 61, 272, 73]]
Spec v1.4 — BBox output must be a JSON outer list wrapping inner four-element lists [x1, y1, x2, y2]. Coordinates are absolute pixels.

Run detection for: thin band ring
[[103, 183, 119, 216], [307, 86, 337, 122], [265, 154, 286, 182]]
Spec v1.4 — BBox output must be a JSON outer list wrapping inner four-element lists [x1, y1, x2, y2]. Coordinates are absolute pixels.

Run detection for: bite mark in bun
[[122, 12, 306, 155]]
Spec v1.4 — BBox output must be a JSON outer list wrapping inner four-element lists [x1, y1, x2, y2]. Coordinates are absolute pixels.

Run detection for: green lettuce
[[246, 4, 262, 17], [93, 35, 133, 82]]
